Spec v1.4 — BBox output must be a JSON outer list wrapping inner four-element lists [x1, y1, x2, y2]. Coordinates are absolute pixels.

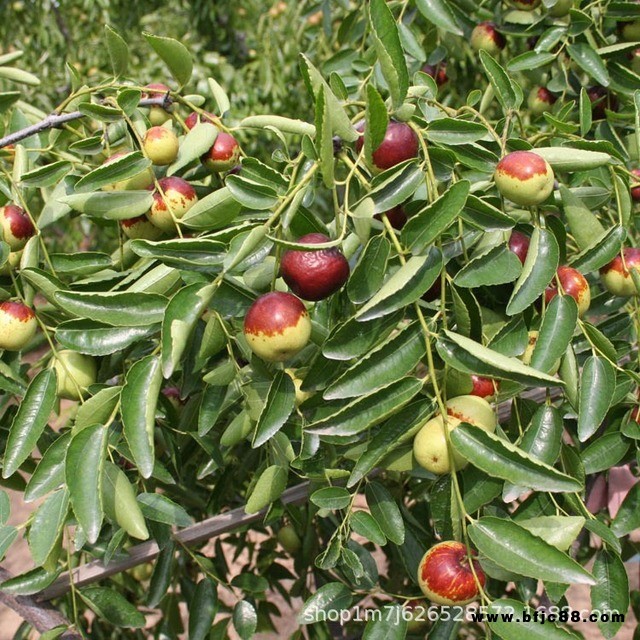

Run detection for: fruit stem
[[458, 105, 504, 152], [408, 121, 437, 202], [338, 152, 370, 189], [266, 161, 319, 229]]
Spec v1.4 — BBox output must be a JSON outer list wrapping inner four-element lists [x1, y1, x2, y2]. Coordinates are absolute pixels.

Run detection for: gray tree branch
[[0, 96, 172, 149], [0, 568, 81, 638]]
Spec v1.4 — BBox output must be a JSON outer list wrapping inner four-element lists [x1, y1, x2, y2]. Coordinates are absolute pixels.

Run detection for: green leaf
[[299, 54, 357, 142], [323, 310, 403, 361], [147, 542, 175, 607], [162, 283, 217, 378], [591, 551, 629, 639], [0, 567, 61, 596], [356, 249, 442, 321], [559, 185, 606, 251], [78, 102, 123, 122], [117, 88, 141, 116], [0, 66, 40, 86], [530, 295, 578, 373], [577, 356, 615, 441], [168, 122, 218, 176], [364, 84, 389, 164], [504, 405, 564, 501], [3, 369, 57, 478], [486, 598, 580, 639], [74, 151, 151, 193], [469, 517, 595, 584], [401, 181, 469, 252], [584, 519, 621, 554], [350, 511, 387, 546], [81, 586, 146, 628], [480, 50, 520, 112], [104, 25, 129, 78], [516, 516, 585, 551], [436, 330, 562, 388], [580, 87, 593, 137], [323, 322, 425, 400], [121, 355, 162, 478], [181, 186, 242, 230], [232, 600, 257, 640], [24, 433, 71, 502], [507, 51, 556, 72], [60, 190, 154, 220], [20, 161, 71, 188], [253, 371, 296, 448], [581, 433, 629, 474], [366, 162, 424, 214], [207, 76, 230, 116], [310, 487, 351, 510], [137, 492, 193, 527], [54, 291, 167, 327], [368, 0, 409, 108], [366, 481, 404, 545], [297, 582, 353, 624], [143, 33, 192, 87], [567, 43, 609, 86], [307, 377, 422, 437], [426, 119, 490, 145], [570, 226, 626, 274], [450, 425, 582, 493], [508, 226, 559, 316], [57, 320, 158, 356], [102, 462, 148, 540], [189, 578, 218, 640], [28, 489, 69, 566], [315, 85, 334, 189], [66, 424, 108, 544], [454, 245, 522, 287], [226, 174, 279, 210], [348, 236, 391, 304], [0, 91, 20, 112], [611, 482, 640, 537], [531, 147, 611, 171], [239, 115, 316, 137], [245, 465, 288, 514], [0, 526, 17, 561], [363, 605, 408, 638], [49, 252, 112, 276], [580, 322, 618, 363], [130, 238, 226, 270], [415, 0, 462, 34]]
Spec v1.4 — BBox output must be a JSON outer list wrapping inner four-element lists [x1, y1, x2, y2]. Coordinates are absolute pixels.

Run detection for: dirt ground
[[0, 490, 636, 640]]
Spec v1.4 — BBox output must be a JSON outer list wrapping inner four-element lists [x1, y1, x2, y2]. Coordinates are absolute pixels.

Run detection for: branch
[[37, 482, 311, 601], [34, 386, 555, 602], [0, 568, 81, 638], [0, 96, 173, 149]]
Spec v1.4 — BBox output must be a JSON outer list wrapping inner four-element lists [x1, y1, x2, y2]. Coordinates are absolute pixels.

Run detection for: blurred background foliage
[[0, 0, 337, 118]]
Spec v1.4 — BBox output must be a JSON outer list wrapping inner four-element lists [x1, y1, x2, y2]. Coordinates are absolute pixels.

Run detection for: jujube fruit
[[0, 300, 37, 351], [494, 150, 555, 206], [243, 291, 312, 362], [417, 541, 486, 605], [280, 233, 350, 301]]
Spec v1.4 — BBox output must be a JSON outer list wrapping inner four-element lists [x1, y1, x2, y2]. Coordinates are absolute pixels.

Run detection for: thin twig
[[0, 96, 172, 149], [0, 568, 81, 638]]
